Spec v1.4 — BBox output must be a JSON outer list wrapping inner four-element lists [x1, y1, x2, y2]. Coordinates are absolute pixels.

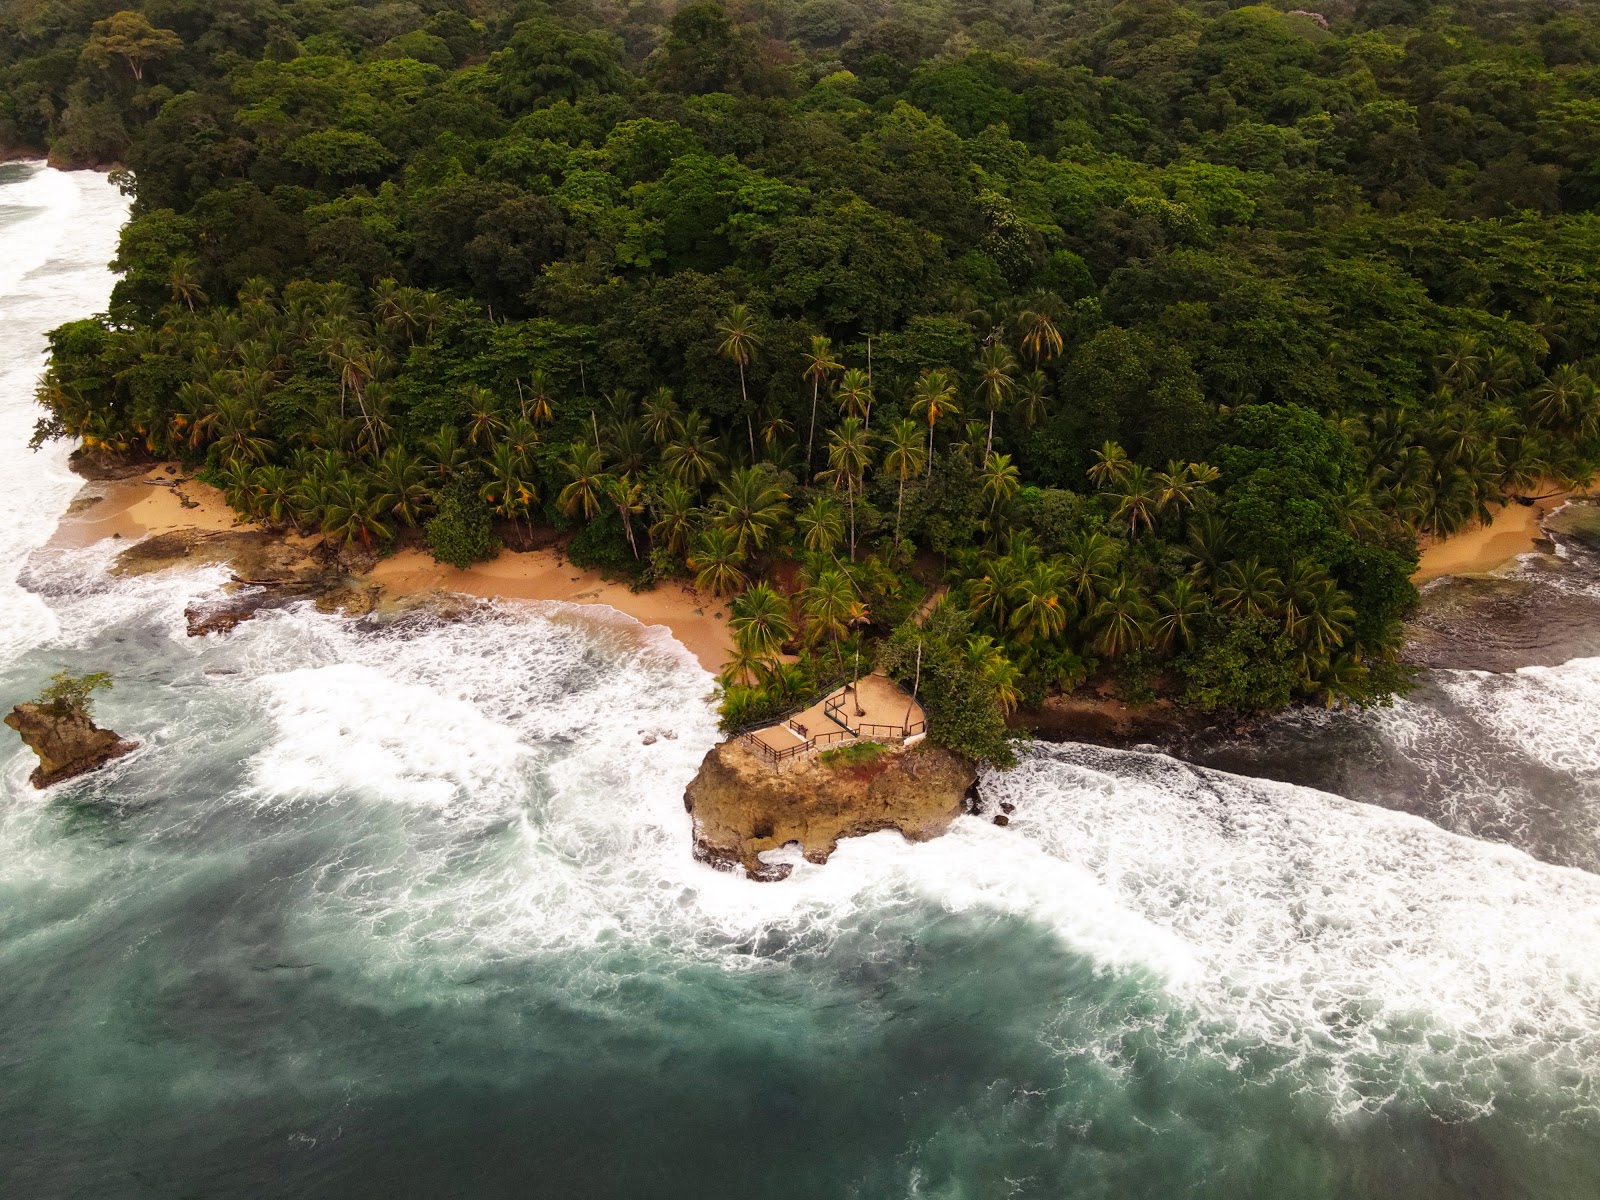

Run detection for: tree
[[821, 416, 874, 559], [713, 466, 788, 555], [1008, 562, 1070, 644], [480, 441, 539, 536], [82, 11, 182, 82], [980, 451, 1021, 523], [881, 418, 927, 553], [1091, 575, 1156, 658], [717, 303, 763, 463], [558, 443, 609, 521], [975, 343, 1016, 457], [796, 494, 845, 555], [1088, 440, 1132, 490], [689, 525, 748, 596], [802, 335, 842, 471], [1019, 292, 1065, 365], [909, 368, 960, 479], [33, 670, 113, 717], [802, 567, 859, 661], [168, 257, 206, 311], [729, 583, 794, 660], [662, 411, 725, 488]]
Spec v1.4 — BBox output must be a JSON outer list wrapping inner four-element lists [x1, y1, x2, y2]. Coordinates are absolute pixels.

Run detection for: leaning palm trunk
[[806, 377, 820, 473]]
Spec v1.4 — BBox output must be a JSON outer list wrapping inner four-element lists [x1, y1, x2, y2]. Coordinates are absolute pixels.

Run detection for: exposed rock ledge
[[5, 702, 137, 788], [683, 739, 976, 881]]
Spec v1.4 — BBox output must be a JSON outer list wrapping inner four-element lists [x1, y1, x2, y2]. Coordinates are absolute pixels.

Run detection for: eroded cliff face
[[5, 702, 136, 788], [683, 739, 976, 881]]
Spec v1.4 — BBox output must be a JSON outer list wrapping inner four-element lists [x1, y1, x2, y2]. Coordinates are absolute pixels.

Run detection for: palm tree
[[662, 411, 725, 488], [1092, 575, 1156, 658], [975, 343, 1017, 457], [169, 256, 207, 311], [1318, 652, 1371, 710], [909, 368, 960, 479], [1088, 440, 1132, 490], [464, 387, 507, 450], [689, 526, 748, 597], [1531, 364, 1598, 432], [1300, 578, 1357, 657], [252, 464, 296, 528], [964, 635, 1021, 715], [1016, 370, 1050, 429], [835, 366, 873, 425], [880, 418, 927, 553], [796, 494, 845, 556], [1111, 463, 1160, 536], [322, 475, 391, 548], [821, 416, 874, 559], [604, 417, 650, 477], [1153, 460, 1205, 517], [980, 451, 1021, 522], [1019, 291, 1065, 365], [1061, 531, 1118, 603], [729, 583, 794, 660], [1008, 561, 1070, 643], [1215, 558, 1284, 621], [802, 334, 841, 471], [967, 552, 1024, 631], [606, 473, 646, 557], [801, 568, 858, 662], [717, 303, 763, 462], [373, 445, 429, 527], [522, 370, 556, 426], [480, 441, 539, 537], [421, 424, 468, 482], [649, 480, 698, 559], [557, 442, 609, 521], [1153, 577, 1206, 652], [713, 466, 789, 556]]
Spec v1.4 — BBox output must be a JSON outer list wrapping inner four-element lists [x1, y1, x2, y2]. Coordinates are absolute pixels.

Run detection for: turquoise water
[[4, 163, 1600, 1197]]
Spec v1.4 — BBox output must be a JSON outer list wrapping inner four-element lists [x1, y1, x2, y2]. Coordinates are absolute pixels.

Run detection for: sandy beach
[[52, 466, 733, 673], [1413, 488, 1580, 584]]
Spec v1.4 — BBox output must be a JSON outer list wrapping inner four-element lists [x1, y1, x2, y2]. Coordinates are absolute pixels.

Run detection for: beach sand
[[52, 466, 733, 673], [1413, 489, 1578, 584]]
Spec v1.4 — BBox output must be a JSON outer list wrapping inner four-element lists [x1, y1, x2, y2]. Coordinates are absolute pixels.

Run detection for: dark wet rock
[[684, 738, 975, 880], [1016, 692, 1213, 750], [5, 702, 136, 788], [184, 588, 301, 636], [993, 814, 1010, 826], [66, 446, 149, 481]]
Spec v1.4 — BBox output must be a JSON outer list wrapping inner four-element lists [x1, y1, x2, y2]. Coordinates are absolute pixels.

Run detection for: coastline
[[1412, 488, 1580, 584], [51, 465, 733, 673]]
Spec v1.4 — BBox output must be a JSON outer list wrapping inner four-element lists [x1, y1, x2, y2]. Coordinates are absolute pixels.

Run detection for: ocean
[[3, 161, 1599, 1198]]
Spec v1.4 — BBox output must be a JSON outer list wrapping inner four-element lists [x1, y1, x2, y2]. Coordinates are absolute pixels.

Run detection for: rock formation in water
[[683, 738, 976, 881], [5, 701, 137, 788]]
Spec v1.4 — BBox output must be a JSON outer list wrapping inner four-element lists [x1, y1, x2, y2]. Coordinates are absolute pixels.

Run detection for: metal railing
[[822, 691, 926, 743]]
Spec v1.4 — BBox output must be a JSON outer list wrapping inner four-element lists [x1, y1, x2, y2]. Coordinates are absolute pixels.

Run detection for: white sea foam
[[0, 164, 127, 657], [983, 743, 1600, 1115]]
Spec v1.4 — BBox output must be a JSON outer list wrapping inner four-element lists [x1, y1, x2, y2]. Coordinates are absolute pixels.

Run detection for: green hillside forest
[[10, 0, 1600, 761]]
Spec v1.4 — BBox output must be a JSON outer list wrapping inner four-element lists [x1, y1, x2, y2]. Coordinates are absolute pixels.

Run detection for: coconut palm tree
[[1215, 558, 1284, 621], [557, 442, 608, 521], [689, 525, 748, 597], [717, 303, 762, 463], [639, 386, 681, 447], [835, 366, 873, 426], [1092, 575, 1156, 658], [909, 368, 960, 479], [373, 445, 429, 527], [1318, 651, 1371, 710], [1060, 531, 1118, 603], [801, 567, 858, 662], [322, 475, 391, 548], [522, 370, 556, 426], [975, 343, 1016, 457], [606, 473, 646, 557], [662, 411, 725, 488], [1019, 291, 1065, 365], [1531, 364, 1598, 432], [980, 451, 1021, 522], [649, 480, 698, 559], [168, 256, 207, 312], [1088, 440, 1132, 490], [964, 635, 1021, 715], [421, 423, 469, 482], [1008, 561, 1070, 643], [1016, 370, 1050, 429], [796, 494, 845, 556], [729, 583, 794, 660], [967, 552, 1025, 632], [821, 416, 874, 559], [252, 464, 296, 529], [802, 334, 841, 471], [480, 440, 539, 537], [880, 418, 927, 554], [1111, 463, 1160, 536], [1153, 577, 1206, 652], [713, 466, 788, 555], [464, 387, 507, 451]]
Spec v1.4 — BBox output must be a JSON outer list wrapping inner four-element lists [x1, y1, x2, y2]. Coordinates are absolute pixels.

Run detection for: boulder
[[5, 702, 137, 788], [683, 738, 976, 881]]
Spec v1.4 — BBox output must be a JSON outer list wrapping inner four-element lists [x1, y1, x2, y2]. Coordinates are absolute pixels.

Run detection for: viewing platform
[[741, 673, 926, 770]]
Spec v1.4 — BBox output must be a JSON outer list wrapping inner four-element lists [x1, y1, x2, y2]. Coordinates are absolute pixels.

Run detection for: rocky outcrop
[[5, 702, 137, 788], [683, 739, 976, 881]]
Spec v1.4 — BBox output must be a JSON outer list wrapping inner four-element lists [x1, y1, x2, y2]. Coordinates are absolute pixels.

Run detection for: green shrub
[[33, 671, 113, 718], [424, 483, 499, 569]]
